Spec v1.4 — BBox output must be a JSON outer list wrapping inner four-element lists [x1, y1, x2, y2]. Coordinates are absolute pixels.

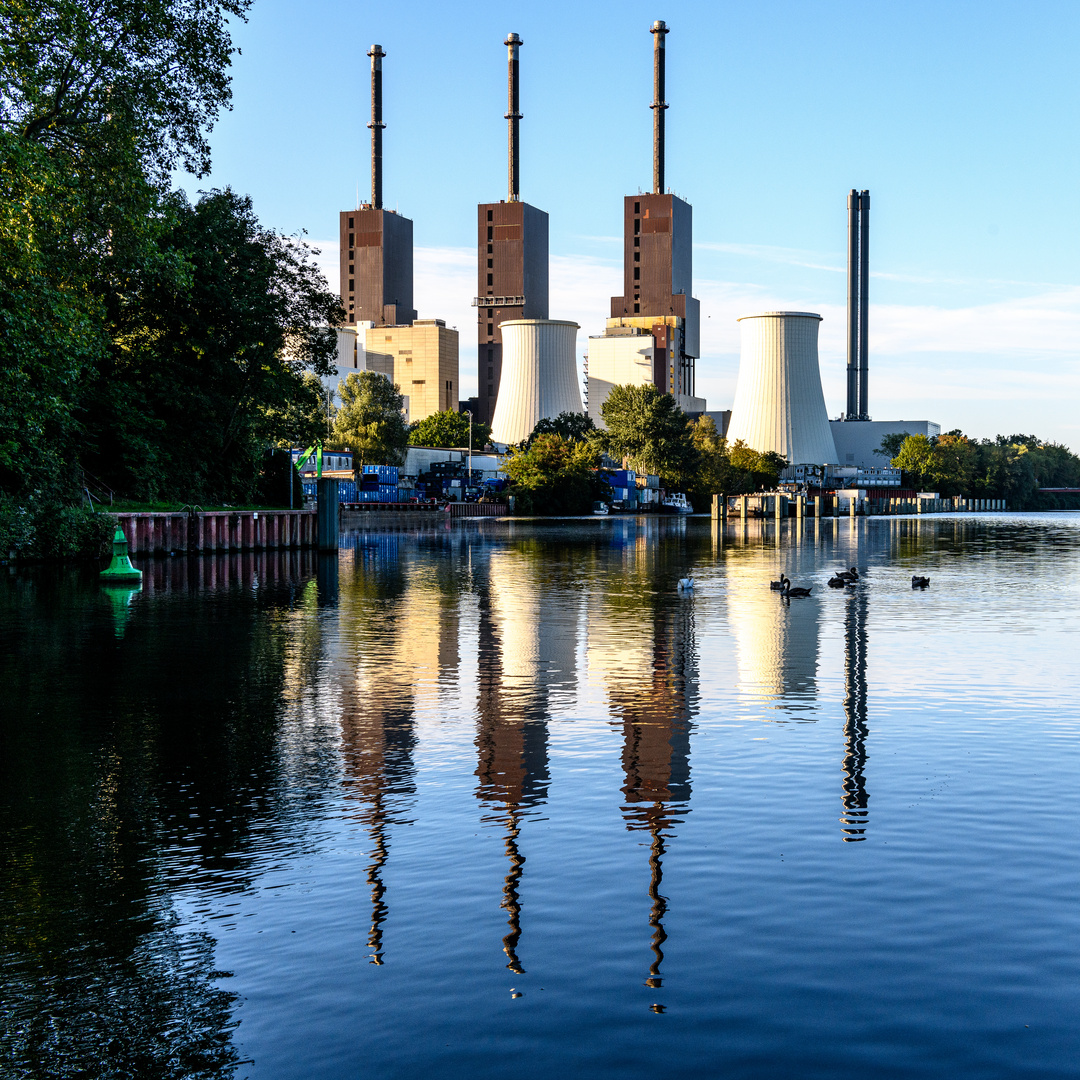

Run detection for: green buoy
[[99, 526, 143, 583]]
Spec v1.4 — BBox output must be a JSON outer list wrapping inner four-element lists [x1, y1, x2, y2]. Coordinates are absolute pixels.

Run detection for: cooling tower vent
[[726, 312, 838, 466]]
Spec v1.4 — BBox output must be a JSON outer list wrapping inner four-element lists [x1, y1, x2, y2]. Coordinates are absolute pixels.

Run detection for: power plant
[[338, 44, 458, 424], [589, 20, 705, 427], [473, 34, 550, 428], [331, 22, 942, 473], [725, 312, 838, 466]]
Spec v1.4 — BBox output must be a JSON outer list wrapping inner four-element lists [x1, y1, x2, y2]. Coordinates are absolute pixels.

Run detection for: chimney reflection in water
[[841, 588, 870, 840], [474, 548, 559, 973], [605, 594, 697, 992]]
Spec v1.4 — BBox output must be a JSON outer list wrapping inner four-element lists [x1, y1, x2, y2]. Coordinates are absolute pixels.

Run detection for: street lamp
[[466, 410, 473, 484]]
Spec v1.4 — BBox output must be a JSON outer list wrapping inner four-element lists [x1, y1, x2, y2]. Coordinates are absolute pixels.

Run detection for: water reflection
[[841, 588, 870, 841], [474, 545, 569, 973], [588, 545, 698, 992]]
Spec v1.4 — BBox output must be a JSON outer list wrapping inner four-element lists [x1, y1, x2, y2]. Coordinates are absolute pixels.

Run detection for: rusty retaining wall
[[112, 510, 317, 555], [448, 502, 507, 518]]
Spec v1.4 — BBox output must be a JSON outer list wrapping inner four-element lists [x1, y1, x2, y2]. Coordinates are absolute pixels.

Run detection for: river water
[[2, 514, 1079, 1078]]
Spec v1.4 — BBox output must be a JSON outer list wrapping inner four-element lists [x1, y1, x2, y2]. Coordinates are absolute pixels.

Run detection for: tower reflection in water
[[333, 533, 461, 963], [589, 542, 698, 995], [473, 545, 576, 973], [841, 585, 870, 840]]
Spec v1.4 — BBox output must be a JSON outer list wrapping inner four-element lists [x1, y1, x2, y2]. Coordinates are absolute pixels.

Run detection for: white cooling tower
[[726, 312, 838, 465], [490, 319, 583, 445]]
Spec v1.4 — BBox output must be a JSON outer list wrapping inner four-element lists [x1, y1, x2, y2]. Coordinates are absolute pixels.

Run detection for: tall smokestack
[[505, 33, 522, 202], [845, 189, 870, 419], [650, 20, 669, 195], [368, 44, 385, 209], [858, 189, 870, 420], [846, 189, 859, 419]]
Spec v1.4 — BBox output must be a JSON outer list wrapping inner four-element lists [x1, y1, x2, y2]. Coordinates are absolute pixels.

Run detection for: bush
[[0, 495, 114, 561]]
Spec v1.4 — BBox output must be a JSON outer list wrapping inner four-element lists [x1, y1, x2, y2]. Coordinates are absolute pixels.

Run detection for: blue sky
[[179, 0, 1080, 447]]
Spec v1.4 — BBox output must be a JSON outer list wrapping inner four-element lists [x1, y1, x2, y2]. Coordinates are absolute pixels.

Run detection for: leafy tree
[[408, 409, 490, 449], [2, 0, 249, 183], [728, 439, 788, 491], [529, 411, 595, 445], [502, 433, 604, 515], [332, 371, 409, 469], [891, 432, 976, 497], [599, 384, 698, 488], [265, 372, 333, 451], [80, 189, 341, 503], [875, 432, 913, 460]]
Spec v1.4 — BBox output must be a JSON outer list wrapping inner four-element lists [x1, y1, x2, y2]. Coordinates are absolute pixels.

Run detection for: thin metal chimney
[[505, 33, 523, 202], [858, 189, 870, 420], [650, 20, 669, 195], [845, 189, 870, 419], [368, 44, 385, 209]]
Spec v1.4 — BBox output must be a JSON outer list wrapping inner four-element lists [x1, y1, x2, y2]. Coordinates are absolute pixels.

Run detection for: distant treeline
[[886, 432, 1080, 509]]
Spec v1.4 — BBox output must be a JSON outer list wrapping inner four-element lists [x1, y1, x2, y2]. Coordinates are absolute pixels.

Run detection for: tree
[[728, 439, 788, 491], [408, 409, 490, 449], [332, 371, 408, 470], [875, 432, 912, 460], [2, 0, 249, 184], [80, 188, 341, 503], [599, 384, 698, 488], [502, 433, 604, 515], [529, 411, 596, 445], [891, 433, 976, 497]]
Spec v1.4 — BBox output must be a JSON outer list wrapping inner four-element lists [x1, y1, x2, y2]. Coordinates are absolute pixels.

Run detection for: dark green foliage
[[599, 384, 699, 488], [889, 431, 1080, 508], [79, 189, 341, 504], [529, 411, 596, 445], [408, 409, 490, 449], [503, 434, 605, 515]]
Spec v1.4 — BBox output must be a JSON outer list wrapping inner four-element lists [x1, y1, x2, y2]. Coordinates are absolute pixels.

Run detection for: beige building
[[364, 319, 458, 424], [587, 317, 705, 428]]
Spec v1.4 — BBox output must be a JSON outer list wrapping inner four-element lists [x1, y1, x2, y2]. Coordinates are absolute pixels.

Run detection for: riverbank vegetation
[[886, 432, 1080, 509], [1, 0, 341, 559]]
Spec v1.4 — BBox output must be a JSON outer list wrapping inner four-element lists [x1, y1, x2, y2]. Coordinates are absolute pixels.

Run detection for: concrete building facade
[[830, 420, 941, 470], [364, 319, 458, 425], [339, 208, 416, 328]]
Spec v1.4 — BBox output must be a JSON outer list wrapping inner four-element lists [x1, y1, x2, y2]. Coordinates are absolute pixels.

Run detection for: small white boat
[[592, 501, 610, 515], [662, 492, 693, 515]]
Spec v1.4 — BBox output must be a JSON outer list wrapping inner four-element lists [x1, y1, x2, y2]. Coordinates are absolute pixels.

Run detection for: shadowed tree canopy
[[1, 0, 249, 183], [528, 411, 595, 445], [332, 371, 409, 470], [79, 188, 341, 503], [408, 409, 490, 449]]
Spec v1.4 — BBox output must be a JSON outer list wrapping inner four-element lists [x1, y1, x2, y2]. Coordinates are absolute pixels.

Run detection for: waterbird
[[678, 576, 695, 591], [911, 575, 930, 588], [839, 567, 859, 581], [827, 575, 849, 588], [781, 582, 812, 598], [770, 573, 789, 591]]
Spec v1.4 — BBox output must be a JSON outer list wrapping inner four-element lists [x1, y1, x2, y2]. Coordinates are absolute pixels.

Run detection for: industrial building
[[489, 320, 583, 445], [474, 34, 550, 427], [725, 312, 838, 466], [336, 43, 457, 425], [364, 319, 459, 424], [831, 188, 939, 471], [589, 21, 705, 425]]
